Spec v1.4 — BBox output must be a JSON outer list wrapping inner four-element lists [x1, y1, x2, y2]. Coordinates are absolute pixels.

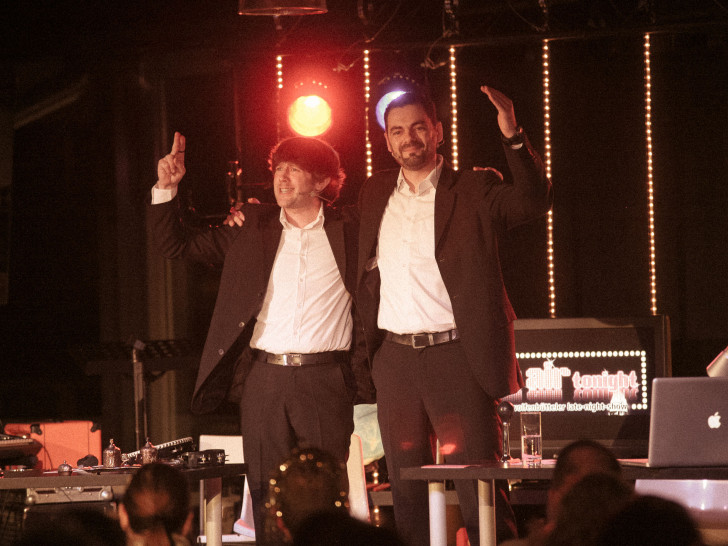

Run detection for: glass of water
[[520, 411, 542, 467]]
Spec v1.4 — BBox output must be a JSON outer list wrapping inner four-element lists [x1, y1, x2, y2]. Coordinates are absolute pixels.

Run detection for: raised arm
[[157, 131, 186, 190], [476, 86, 553, 228], [480, 86, 519, 139], [148, 131, 237, 265]]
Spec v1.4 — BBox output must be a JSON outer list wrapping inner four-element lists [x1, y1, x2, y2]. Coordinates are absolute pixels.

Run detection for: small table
[[401, 461, 728, 546], [0, 463, 246, 546]]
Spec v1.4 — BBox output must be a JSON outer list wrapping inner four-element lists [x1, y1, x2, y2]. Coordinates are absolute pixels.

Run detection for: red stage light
[[287, 94, 332, 137]]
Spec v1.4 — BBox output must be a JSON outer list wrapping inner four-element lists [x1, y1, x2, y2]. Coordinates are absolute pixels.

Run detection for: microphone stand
[[131, 339, 148, 451], [497, 401, 514, 463]]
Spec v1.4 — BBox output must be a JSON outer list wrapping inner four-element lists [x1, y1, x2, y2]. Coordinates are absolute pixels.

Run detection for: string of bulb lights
[[273, 37, 660, 318]]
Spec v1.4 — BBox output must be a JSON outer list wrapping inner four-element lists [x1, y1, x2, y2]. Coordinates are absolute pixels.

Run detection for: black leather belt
[[385, 329, 460, 349], [254, 350, 347, 366]]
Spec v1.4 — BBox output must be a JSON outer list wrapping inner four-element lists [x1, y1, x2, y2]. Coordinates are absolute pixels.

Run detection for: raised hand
[[480, 86, 519, 139], [157, 132, 186, 189], [224, 198, 260, 227], [225, 203, 246, 227]]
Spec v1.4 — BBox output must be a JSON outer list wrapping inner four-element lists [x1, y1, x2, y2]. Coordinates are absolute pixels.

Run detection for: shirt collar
[[396, 154, 444, 195], [279, 202, 325, 230]]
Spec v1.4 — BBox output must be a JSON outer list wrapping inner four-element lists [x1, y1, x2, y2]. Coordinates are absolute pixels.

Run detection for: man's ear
[[436, 121, 444, 145], [384, 131, 393, 153], [182, 511, 194, 538], [315, 177, 331, 192], [118, 504, 130, 532]]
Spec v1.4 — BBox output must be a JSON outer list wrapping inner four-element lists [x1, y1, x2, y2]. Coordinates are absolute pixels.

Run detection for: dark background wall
[[2, 1, 727, 449]]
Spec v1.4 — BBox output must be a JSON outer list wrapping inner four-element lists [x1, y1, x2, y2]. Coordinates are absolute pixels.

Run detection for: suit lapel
[[358, 174, 397, 286], [434, 167, 457, 252], [368, 175, 397, 249], [324, 209, 347, 281], [262, 209, 283, 275]]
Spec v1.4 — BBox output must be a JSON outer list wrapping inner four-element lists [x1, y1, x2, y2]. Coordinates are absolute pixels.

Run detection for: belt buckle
[[411, 334, 433, 349], [282, 353, 302, 366]]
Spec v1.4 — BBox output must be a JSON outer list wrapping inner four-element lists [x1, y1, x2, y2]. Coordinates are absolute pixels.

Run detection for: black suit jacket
[[356, 138, 553, 399], [147, 197, 371, 414]]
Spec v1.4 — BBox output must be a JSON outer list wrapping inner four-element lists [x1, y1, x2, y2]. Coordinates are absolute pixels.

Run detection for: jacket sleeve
[[349, 301, 377, 404], [146, 193, 243, 265], [476, 133, 553, 232]]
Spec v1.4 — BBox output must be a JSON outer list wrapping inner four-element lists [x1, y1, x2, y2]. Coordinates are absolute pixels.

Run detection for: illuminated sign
[[503, 350, 649, 417]]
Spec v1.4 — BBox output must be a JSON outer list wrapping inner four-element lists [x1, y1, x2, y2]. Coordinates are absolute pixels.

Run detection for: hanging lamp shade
[[238, 0, 327, 15]]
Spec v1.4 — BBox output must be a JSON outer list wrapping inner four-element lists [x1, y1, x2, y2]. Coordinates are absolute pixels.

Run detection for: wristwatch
[[501, 126, 525, 147]]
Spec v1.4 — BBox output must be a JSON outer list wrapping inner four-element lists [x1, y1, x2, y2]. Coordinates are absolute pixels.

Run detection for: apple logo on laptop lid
[[708, 412, 721, 429]]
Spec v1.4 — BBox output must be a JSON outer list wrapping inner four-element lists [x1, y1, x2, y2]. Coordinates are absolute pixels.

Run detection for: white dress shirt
[[376, 156, 457, 334], [151, 184, 352, 353], [250, 206, 352, 353], [151, 184, 176, 204]]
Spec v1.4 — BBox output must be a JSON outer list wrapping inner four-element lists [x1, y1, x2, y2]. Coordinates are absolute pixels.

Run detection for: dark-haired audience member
[[118, 462, 193, 546], [264, 447, 405, 545], [502, 439, 625, 546], [542, 472, 633, 546], [263, 446, 350, 544], [596, 495, 705, 546], [14, 507, 126, 546], [294, 510, 405, 546], [546, 439, 623, 526]]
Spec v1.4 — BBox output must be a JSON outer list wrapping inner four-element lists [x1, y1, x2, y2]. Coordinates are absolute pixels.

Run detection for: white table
[[401, 461, 728, 546]]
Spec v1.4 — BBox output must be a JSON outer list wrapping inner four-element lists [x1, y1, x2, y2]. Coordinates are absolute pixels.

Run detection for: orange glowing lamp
[[287, 94, 332, 137]]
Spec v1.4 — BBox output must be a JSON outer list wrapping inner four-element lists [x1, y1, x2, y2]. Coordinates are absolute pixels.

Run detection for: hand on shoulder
[[224, 198, 260, 227]]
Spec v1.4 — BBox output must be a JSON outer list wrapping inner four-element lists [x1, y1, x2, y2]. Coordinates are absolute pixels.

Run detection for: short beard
[[396, 146, 431, 170]]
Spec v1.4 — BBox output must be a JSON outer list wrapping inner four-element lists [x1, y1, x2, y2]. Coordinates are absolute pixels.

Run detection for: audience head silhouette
[[119, 462, 193, 546], [14, 506, 125, 546], [547, 439, 622, 524], [597, 494, 705, 546], [543, 471, 633, 546], [264, 446, 350, 544], [501, 439, 628, 546], [293, 510, 406, 546]]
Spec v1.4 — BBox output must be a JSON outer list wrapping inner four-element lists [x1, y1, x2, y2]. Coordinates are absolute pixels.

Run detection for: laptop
[[637, 377, 728, 467]]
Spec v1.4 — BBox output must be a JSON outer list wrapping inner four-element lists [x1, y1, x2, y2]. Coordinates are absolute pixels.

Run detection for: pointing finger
[[171, 132, 186, 156], [170, 132, 180, 154]]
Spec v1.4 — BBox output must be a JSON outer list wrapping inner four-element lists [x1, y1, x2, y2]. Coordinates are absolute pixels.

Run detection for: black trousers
[[239, 358, 354, 542], [373, 339, 517, 546]]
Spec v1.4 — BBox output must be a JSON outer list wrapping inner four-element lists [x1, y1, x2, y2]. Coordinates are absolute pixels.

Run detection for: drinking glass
[[520, 411, 542, 467]]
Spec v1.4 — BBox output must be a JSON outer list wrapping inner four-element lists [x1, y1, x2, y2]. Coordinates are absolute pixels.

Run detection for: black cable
[[505, 0, 548, 33]]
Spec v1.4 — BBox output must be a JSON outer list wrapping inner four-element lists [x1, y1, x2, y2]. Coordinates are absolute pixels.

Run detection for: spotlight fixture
[[288, 94, 332, 137], [375, 90, 407, 129], [374, 74, 420, 129], [237, 0, 327, 15], [284, 79, 333, 137]]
